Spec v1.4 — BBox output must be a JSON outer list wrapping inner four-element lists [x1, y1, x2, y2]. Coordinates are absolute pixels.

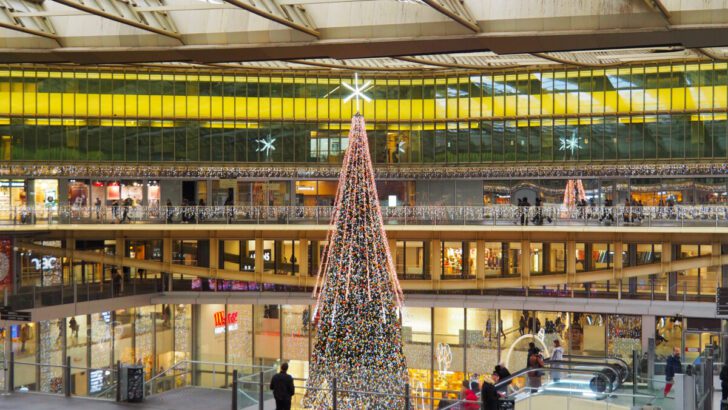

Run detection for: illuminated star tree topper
[[303, 113, 407, 409], [342, 72, 372, 112]]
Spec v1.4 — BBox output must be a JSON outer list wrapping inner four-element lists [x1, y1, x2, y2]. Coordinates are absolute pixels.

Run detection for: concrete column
[[613, 241, 623, 270], [58, 179, 69, 207], [431, 240, 442, 280], [476, 240, 486, 280], [142, 179, 149, 207], [566, 240, 576, 276], [298, 239, 309, 276], [564, 239, 576, 288], [520, 240, 530, 279], [209, 237, 219, 270], [115, 233, 125, 267], [255, 238, 264, 275], [642, 314, 656, 352]]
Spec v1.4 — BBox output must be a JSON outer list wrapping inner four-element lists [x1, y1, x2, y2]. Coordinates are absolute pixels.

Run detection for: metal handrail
[[146, 360, 274, 387], [439, 366, 615, 410], [5, 204, 728, 227], [561, 354, 630, 377], [545, 359, 627, 386]]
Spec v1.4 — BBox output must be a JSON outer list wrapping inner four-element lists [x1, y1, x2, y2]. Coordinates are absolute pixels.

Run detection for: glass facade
[[2, 63, 728, 165], [9, 304, 645, 399]]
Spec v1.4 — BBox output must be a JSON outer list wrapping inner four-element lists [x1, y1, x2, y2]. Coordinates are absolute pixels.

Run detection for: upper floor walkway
[[4, 204, 728, 228]]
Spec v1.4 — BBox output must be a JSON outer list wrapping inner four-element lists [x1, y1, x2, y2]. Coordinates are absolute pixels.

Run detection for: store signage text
[[30, 256, 57, 271], [213, 311, 238, 334]]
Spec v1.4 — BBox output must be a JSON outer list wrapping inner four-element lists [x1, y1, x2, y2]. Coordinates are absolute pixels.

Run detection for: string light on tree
[[303, 113, 407, 409]]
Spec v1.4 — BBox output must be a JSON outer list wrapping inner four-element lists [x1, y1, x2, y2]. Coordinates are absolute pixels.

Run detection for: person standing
[[494, 364, 511, 395], [720, 359, 728, 401], [518, 315, 526, 336], [527, 347, 545, 392], [551, 339, 564, 382], [664, 346, 682, 397], [481, 371, 500, 410], [270, 362, 295, 410], [459, 380, 478, 410], [94, 197, 102, 220]]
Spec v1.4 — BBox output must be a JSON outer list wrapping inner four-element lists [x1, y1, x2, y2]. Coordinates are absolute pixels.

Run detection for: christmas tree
[[303, 113, 407, 409]]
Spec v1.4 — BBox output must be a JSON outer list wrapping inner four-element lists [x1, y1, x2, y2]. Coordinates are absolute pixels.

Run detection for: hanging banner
[[0, 238, 12, 291]]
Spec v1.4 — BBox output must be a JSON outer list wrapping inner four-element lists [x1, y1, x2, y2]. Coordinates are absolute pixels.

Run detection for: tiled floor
[[0, 387, 232, 410]]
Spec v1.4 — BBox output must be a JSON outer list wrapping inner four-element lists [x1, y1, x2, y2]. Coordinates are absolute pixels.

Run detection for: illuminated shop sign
[[30, 256, 58, 271], [213, 311, 238, 334]]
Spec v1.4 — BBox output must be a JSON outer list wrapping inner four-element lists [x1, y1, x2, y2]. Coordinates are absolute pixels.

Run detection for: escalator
[[442, 355, 634, 409]]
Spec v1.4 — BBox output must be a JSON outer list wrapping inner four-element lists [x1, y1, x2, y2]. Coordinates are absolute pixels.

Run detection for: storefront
[[14, 303, 698, 404], [0, 179, 26, 220]]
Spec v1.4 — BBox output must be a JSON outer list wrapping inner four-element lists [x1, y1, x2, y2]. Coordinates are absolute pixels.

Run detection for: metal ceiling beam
[[421, 0, 479, 33], [0, 0, 61, 43], [287, 59, 433, 71], [643, 0, 673, 25], [222, 0, 319, 38], [531, 52, 623, 68], [396, 56, 523, 70], [5, 26, 728, 65], [51, 0, 183, 42]]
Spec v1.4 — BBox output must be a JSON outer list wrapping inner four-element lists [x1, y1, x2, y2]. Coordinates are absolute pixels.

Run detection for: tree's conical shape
[[303, 114, 407, 409]]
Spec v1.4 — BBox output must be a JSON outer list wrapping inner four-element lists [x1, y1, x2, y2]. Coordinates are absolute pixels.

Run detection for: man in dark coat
[[270, 362, 295, 410], [664, 347, 682, 397], [481, 371, 500, 410]]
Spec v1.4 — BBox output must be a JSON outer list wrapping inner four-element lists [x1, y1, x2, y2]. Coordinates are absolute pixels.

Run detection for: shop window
[[570, 312, 605, 358], [507, 242, 521, 275], [396, 241, 426, 278], [465, 308, 498, 379], [172, 240, 199, 266], [402, 307, 432, 405], [441, 241, 463, 277], [634, 243, 661, 265], [530, 242, 543, 274], [483, 242, 503, 276], [592, 243, 613, 270], [433, 308, 464, 393], [575, 243, 586, 272], [607, 315, 641, 366], [547, 243, 566, 274], [655, 316, 683, 362]]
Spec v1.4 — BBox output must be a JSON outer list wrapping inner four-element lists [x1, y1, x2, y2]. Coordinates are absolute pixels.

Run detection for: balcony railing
[[3, 204, 728, 227]]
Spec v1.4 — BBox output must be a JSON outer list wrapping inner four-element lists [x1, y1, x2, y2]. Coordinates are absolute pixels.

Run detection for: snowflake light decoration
[[254, 134, 276, 156], [559, 129, 582, 155]]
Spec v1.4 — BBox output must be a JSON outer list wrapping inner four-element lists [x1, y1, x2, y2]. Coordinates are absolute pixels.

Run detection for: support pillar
[[431, 240, 442, 281], [255, 238, 264, 276], [476, 240, 485, 281], [521, 240, 530, 289], [566, 240, 576, 289], [209, 237, 219, 280], [299, 239, 309, 276]]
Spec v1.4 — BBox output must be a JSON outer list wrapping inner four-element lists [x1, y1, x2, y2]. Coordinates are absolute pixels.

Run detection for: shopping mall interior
[[2, 1, 728, 409]]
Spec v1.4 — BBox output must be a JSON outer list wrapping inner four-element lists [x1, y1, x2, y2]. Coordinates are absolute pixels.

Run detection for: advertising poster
[[68, 181, 89, 207], [0, 238, 13, 291]]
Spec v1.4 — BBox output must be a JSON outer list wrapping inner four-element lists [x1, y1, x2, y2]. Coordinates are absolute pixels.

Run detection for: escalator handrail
[[545, 359, 627, 386], [561, 354, 630, 375], [494, 366, 613, 392], [439, 366, 614, 410]]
